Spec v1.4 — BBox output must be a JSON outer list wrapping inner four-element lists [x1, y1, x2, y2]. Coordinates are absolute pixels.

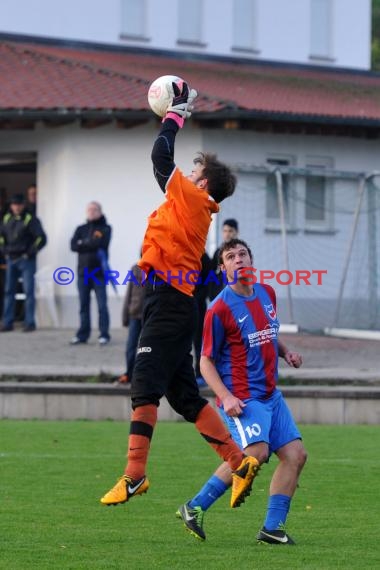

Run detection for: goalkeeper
[[101, 81, 260, 509]]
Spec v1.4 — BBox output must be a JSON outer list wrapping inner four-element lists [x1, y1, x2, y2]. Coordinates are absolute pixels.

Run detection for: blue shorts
[[219, 389, 301, 455]]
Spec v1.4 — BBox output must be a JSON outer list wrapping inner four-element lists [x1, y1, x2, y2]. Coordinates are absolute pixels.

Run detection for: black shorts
[[131, 273, 208, 422]]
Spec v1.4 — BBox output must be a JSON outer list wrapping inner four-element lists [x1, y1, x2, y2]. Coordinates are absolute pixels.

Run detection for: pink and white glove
[[163, 81, 198, 127]]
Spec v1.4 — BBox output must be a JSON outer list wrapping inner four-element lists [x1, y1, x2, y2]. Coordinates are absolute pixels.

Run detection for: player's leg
[[101, 284, 199, 506], [126, 318, 142, 378], [175, 399, 269, 539], [177, 441, 268, 540], [99, 334, 163, 506], [167, 353, 260, 510], [193, 297, 206, 382], [257, 392, 307, 545]]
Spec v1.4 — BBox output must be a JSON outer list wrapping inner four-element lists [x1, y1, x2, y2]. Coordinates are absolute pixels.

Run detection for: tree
[[372, 0, 380, 69]]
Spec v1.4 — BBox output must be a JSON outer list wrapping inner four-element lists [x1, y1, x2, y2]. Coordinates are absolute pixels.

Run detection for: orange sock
[[125, 404, 158, 480], [195, 404, 244, 470]]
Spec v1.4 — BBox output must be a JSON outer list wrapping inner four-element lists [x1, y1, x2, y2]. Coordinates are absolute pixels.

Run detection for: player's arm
[[151, 82, 197, 193], [201, 307, 246, 416], [200, 355, 246, 417], [151, 118, 179, 193], [278, 339, 303, 368]]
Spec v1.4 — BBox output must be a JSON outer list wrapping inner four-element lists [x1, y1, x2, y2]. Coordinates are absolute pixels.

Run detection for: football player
[[177, 239, 307, 544], [100, 82, 260, 509]]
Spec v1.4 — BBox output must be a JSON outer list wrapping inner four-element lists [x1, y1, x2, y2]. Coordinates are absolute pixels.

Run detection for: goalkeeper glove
[[164, 81, 198, 127]]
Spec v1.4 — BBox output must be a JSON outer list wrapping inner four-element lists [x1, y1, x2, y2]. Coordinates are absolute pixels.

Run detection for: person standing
[[209, 218, 239, 300], [193, 251, 212, 385], [0, 193, 6, 320], [26, 185, 37, 216], [100, 80, 259, 510], [0, 193, 47, 332], [70, 201, 111, 345], [118, 261, 146, 384], [176, 239, 307, 544]]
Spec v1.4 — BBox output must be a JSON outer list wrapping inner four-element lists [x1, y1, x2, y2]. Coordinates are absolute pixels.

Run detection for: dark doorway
[[0, 152, 37, 321]]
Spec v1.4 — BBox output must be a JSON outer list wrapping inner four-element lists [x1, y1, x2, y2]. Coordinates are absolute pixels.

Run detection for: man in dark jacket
[[0, 193, 47, 332], [70, 201, 111, 345]]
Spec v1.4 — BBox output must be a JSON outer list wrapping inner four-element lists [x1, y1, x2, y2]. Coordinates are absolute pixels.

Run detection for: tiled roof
[[1, 39, 380, 123]]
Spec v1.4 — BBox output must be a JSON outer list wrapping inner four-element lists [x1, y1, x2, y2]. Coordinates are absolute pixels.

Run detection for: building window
[[232, 0, 258, 52], [120, 0, 148, 40], [177, 0, 203, 45], [304, 158, 334, 231], [310, 0, 332, 59], [265, 157, 296, 229], [305, 176, 326, 221]]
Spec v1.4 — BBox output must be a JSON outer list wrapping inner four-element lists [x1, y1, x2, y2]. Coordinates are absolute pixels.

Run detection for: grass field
[[1, 421, 379, 570]]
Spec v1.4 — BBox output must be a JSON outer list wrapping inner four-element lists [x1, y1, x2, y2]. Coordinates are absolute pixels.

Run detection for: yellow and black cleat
[[100, 475, 149, 506]]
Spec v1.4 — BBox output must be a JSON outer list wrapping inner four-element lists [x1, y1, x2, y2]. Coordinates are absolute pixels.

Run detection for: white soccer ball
[[147, 75, 184, 117]]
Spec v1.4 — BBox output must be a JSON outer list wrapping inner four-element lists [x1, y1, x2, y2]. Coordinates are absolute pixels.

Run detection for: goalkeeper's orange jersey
[[138, 167, 219, 296]]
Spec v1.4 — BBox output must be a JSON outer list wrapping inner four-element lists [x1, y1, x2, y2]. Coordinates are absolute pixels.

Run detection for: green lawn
[[0, 421, 379, 569]]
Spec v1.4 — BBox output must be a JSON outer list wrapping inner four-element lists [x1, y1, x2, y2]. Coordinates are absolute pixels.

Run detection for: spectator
[[209, 219, 239, 300], [118, 261, 146, 384], [70, 201, 111, 346], [193, 252, 212, 386], [0, 195, 6, 320], [0, 193, 47, 332], [26, 185, 37, 216]]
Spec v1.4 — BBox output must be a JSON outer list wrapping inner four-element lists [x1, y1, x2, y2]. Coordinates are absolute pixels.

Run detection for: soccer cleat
[[256, 526, 295, 545], [100, 475, 149, 505], [176, 502, 206, 541], [230, 455, 260, 508]]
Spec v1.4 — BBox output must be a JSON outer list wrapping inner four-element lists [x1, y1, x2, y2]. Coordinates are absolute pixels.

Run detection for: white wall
[[0, 0, 371, 69], [1, 121, 379, 329], [203, 128, 380, 329], [0, 121, 203, 328]]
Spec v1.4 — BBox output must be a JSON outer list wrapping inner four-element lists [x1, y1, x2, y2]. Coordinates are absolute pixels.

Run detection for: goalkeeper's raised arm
[[151, 81, 197, 193]]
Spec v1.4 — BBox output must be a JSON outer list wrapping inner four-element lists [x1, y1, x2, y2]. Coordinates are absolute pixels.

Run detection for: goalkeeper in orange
[[100, 80, 260, 509]]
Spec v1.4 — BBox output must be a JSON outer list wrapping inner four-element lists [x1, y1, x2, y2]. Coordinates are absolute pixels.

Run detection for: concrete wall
[[0, 0, 371, 69], [1, 122, 380, 329], [1, 384, 379, 424]]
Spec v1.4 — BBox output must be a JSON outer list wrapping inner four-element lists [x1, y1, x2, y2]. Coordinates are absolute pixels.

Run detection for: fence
[[216, 165, 380, 331]]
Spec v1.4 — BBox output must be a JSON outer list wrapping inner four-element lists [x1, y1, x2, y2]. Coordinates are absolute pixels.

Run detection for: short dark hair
[[194, 152, 236, 204], [223, 218, 238, 231], [218, 238, 253, 266]]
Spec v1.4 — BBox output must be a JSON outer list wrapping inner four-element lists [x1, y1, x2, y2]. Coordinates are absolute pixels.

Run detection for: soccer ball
[[147, 75, 184, 117]]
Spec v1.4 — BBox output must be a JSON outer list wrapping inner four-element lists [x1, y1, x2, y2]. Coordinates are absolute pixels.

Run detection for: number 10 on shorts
[[245, 423, 261, 438]]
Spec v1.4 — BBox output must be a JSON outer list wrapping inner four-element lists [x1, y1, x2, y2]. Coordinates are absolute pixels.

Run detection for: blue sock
[[264, 494, 291, 530], [189, 475, 229, 511]]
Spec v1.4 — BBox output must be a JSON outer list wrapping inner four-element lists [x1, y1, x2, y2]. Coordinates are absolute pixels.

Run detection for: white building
[[0, 0, 379, 332], [0, 0, 372, 69]]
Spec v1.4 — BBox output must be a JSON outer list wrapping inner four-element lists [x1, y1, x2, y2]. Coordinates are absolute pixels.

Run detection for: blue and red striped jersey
[[202, 283, 280, 400]]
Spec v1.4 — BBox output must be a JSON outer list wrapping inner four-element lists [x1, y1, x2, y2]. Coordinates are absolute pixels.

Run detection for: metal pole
[[274, 168, 294, 324], [367, 179, 378, 329], [333, 175, 368, 327]]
